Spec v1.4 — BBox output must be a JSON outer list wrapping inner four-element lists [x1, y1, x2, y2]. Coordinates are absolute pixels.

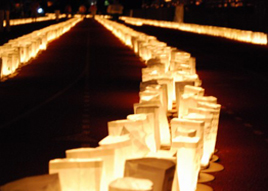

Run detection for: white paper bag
[[99, 135, 133, 179], [109, 177, 153, 191], [172, 137, 201, 191], [49, 158, 102, 191], [66, 147, 115, 191], [124, 158, 175, 191]]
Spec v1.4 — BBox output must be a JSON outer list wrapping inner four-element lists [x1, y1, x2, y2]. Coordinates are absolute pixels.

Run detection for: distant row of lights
[[0, 16, 83, 80], [120, 16, 267, 45], [3, 13, 68, 27], [143, 0, 247, 8]]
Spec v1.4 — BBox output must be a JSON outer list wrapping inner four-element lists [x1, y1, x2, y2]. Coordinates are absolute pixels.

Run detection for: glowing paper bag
[[49, 158, 102, 191], [170, 118, 204, 141], [193, 95, 217, 105], [179, 95, 217, 118], [171, 51, 191, 72], [138, 89, 170, 147], [172, 137, 201, 191], [145, 150, 177, 164], [66, 147, 115, 191], [142, 84, 168, 113], [141, 67, 162, 82], [108, 119, 143, 136], [109, 177, 153, 191], [140, 81, 168, 112], [184, 85, 204, 96], [175, 81, 194, 117], [127, 113, 157, 152], [196, 102, 221, 159], [124, 158, 176, 191], [127, 114, 154, 135], [146, 58, 166, 72], [183, 110, 214, 168], [108, 119, 150, 157], [156, 78, 174, 111], [0, 57, 2, 78], [99, 134, 133, 179], [134, 102, 161, 150]]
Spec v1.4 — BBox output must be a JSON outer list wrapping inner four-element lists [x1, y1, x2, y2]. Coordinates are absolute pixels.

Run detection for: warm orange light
[[124, 158, 175, 191], [49, 158, 103, 191], [109, 177, 153, 191], [136, 88, 170, 147], [0, 17, 82, 80], [47, 1, 53, 7], [120, 17, 268, 45], [184, 85, 204, 96], [170, 118, 204, 143], [183, 110, 214, 167], [99, 134, 133, 179], [127, 113, 158, 152], [174, 80, 195, 117], [179, 94, 217, 118], [134, 102, 161, 150], [172, 137, 201, 191], [107, 119, 150, 157], [66, 147, 115, 191], [170, 118, 205, 189], [197, 102, 221, 160]]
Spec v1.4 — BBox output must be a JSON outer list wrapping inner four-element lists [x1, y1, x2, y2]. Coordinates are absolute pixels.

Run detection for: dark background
[[2, 0, 268, 33]]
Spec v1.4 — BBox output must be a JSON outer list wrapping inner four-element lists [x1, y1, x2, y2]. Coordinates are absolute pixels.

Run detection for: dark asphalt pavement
[[1, 18, 268, 191]]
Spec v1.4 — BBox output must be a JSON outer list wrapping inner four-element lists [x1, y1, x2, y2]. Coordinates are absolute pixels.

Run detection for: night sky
[[54, 0, 143, 10], [13, 0, 143, 15], [58, 0, 142, 14], [120, 0, 143, 9]]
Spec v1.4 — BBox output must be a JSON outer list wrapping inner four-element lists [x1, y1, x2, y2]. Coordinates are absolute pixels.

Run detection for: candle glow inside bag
[[172, 137, 201, 191], [49, 158, 102, 191], [99, 134, 133, 179], [66, 147, 115, 191], [109, 177, 153, 191], [124, 158, 175, 191]]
